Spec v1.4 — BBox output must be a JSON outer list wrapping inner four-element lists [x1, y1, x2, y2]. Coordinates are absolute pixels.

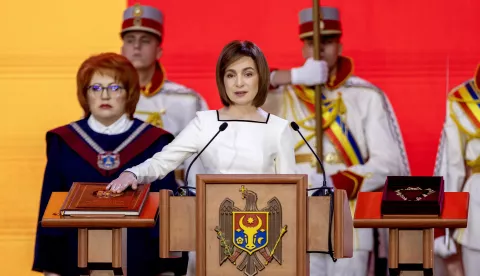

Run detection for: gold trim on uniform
[[133, 3, 143, 17], [325, 152, 342, 164], [471, 167, 480, 174], [136, 109, 166, 128], [467, 155, 480, 168], [295, 152, 344, 166]]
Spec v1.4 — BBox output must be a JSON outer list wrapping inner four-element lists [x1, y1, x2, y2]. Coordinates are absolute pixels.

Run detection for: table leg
[[388, 229, 400, 276], [78, 228, 90, 276], [112, 228, 124, 276], [388, 228, 434, 276], [423, 228, 434, 276]]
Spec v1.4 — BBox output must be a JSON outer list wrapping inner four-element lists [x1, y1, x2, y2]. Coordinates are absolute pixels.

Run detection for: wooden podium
[[159, 174, 354, 276], [354, 192, 469, 276], [41, 191, 160, 276]]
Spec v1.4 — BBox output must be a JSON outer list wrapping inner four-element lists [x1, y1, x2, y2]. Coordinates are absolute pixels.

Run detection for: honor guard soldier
[[262, 6, 411, 276], [434, 64, 480, 276], [120, 3, 209, 186], [120, 4, 209, 276]]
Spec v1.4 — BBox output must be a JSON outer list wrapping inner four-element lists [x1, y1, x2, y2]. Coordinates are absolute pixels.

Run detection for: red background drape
[[128, 0, 480, 176]]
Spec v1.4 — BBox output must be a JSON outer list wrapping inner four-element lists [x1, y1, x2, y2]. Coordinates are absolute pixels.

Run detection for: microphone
[[178, 122, 229, 196], [290, 121, 332, 196], [290, 121, 337, 262]]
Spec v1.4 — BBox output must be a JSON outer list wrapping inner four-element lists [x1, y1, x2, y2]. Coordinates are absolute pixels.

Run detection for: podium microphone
[[290, 121, 332, 196], [290, 121, 336, 262], [177, 122, 229, 196]]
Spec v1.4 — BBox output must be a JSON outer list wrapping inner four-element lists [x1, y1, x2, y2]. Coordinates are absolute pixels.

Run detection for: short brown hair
[[216, 40, 270, 107], [76, 52, 140, 119]]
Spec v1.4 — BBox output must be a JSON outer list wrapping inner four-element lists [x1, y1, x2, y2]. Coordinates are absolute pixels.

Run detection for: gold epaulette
[[446, 80, 477, 103], [135, 110, 166, 128], [446, 79, 480, 139]]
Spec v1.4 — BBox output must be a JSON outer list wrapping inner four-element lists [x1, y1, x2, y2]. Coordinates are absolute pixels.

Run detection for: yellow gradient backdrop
[[0, 1, 125, 275]]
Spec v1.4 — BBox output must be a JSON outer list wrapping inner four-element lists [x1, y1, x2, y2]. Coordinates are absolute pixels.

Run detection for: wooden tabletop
[[354, 192, 469, 228], [41, 192, 159, 228]]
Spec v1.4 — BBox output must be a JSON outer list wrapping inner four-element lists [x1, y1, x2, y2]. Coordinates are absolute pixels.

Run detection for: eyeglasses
[[88, 84, 125, 97]]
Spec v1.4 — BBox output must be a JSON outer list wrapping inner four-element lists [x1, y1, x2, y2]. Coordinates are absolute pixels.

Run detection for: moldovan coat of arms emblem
[[215, 185, 287, 276]]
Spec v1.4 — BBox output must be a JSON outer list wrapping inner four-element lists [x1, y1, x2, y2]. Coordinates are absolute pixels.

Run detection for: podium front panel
[[196, 174, 308, 276]]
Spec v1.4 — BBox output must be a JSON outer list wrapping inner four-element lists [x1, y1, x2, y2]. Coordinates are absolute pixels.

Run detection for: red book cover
[[60, 182, 150, 216]]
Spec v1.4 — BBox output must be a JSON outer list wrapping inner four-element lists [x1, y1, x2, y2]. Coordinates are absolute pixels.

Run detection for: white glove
[[434, 236, 457, 258], [106, 171, 138, 193], [291, 58, 328, 86]]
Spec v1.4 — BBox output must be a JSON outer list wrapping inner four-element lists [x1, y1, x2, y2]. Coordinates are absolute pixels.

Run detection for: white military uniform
[[264, 6, 410, 275], [126, 109, 297, 276], [434, 65, 480, 276], [120, 5, 209, 275], [135, 80, 208, 136], [121, 4, 209, 189], [264, 56, 410, 276]]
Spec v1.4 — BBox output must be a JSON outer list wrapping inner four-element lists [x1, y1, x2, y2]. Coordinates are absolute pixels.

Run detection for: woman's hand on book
[[106, 171, 138, 193]]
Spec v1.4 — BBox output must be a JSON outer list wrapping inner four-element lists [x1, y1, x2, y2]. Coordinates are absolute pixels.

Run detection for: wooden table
[[354, 192, 469, 276], [41, 192, 159, 276]]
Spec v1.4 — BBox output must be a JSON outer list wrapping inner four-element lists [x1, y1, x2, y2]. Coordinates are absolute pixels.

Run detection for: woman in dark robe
[[32, 52, 178, 276]]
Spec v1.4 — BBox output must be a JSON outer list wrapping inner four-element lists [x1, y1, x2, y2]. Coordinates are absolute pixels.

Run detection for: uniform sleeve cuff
[[331, 170, 365, 199]]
